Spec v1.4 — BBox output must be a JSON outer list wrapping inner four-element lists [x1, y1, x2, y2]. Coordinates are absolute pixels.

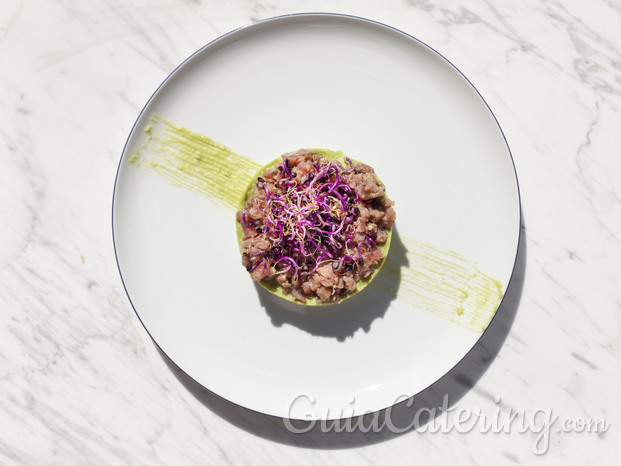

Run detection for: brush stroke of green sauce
[[375, 239, 503, 332], [131, 114, 260, 210], [129, 115, 503, 333]]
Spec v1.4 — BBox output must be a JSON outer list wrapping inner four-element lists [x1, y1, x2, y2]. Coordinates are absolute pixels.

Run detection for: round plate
[[113, 13, 520, 420]]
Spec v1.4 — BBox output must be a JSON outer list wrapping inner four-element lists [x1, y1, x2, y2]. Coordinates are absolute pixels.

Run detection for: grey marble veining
[[1, 0, 620, 464]]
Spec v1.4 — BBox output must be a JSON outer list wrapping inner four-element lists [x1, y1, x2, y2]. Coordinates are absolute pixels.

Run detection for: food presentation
[[236, 149, 396, 304]]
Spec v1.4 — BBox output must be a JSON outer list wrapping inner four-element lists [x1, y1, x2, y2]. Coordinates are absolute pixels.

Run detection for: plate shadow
[[158, 218, 526, 448], [254, 226, 409, 341]]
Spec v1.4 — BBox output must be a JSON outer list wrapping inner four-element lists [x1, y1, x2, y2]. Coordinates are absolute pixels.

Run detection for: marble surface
[[1, 0, 620, 464]]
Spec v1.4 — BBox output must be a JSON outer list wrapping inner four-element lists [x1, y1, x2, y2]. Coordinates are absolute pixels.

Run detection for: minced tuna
[[237, 149, 396, 304]]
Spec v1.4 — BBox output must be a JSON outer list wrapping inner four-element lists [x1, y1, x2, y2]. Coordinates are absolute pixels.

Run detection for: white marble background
[[1, 0, 620, 464]]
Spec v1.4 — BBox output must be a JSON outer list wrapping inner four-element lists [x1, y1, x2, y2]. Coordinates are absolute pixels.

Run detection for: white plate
[[113, 13, 520, 420]]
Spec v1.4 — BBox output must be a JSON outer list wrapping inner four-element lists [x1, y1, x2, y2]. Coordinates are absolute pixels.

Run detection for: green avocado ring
[[236, 149, 392, 306]]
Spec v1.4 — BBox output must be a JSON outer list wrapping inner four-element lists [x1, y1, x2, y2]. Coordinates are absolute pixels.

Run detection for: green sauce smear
[[129, 115, 503, 333], [131, 114, 260, 210], [374, 238, 502, 333]]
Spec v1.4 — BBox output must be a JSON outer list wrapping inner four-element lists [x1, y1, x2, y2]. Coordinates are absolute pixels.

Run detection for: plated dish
[[113, 13, 520, 420], [236, 149, 395, 305]]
